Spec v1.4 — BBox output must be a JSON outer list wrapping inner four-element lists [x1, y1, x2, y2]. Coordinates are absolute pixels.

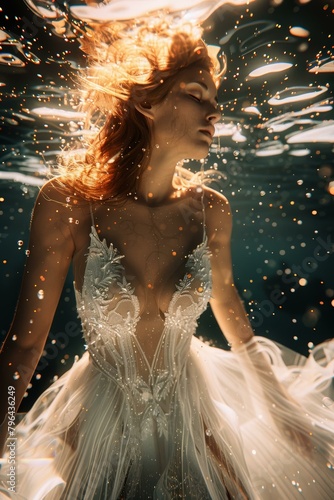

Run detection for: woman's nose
[[207, 106, 221, 125]]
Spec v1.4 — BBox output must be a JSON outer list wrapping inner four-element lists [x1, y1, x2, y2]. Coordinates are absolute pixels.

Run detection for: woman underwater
[[0, 21, 333, 499]]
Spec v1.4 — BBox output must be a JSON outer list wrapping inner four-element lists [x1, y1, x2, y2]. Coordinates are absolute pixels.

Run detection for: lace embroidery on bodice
[[75, 226, 212, 436]]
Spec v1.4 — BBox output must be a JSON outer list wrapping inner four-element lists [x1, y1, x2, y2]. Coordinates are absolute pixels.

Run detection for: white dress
[[0, 225, 333, 499]]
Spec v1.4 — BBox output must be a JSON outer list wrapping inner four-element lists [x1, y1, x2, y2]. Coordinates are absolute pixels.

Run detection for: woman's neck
[[136, 146, 181, 205]]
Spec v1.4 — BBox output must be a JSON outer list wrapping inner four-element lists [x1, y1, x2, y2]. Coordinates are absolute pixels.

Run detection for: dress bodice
[[75, 226, 212, 433]]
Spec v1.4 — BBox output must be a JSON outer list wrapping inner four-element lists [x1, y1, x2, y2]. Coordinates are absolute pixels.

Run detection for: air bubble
[[322, 397, 333, 408], [37, 289, 44, 300]]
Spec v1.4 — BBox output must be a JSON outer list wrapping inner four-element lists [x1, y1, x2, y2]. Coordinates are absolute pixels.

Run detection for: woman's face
[[146, 66, 221, 161]]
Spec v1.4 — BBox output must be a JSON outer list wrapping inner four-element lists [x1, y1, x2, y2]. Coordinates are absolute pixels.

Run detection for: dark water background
[[0, 0, 333, 410]]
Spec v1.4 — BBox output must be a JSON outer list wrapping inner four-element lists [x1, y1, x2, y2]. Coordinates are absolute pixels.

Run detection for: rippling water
[[0, 0, 333, 408]]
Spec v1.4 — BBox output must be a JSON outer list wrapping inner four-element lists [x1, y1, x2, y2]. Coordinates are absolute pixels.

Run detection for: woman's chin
[[182, 144, 210, 162]]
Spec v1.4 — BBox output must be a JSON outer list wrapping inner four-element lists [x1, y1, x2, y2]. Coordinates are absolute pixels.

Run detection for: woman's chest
[[72, 198, 207, 299], [78, 225, 211, 317]]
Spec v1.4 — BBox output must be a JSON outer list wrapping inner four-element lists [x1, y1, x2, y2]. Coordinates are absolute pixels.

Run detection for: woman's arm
[[0, 180, 75, 454], [205, 189, 314, 456], [205, 189, 254, 349]]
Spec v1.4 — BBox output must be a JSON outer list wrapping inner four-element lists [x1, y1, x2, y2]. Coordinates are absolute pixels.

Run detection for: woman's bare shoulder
[[202, 185, 230, 210], [31, 177, 91, 239], [36, 177, 90, 215], [201, 186, 233, 242], [38, 177, 84, 203]]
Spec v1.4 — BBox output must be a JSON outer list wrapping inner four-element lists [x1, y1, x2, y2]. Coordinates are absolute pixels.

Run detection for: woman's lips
[[199, 129, 214, 139]]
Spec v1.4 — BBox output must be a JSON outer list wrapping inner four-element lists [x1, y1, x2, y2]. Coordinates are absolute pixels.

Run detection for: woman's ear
[[134, 101, 155, 120]]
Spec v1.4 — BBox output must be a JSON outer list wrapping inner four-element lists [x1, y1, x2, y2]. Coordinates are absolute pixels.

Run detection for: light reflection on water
[[0, 0, 333, 408]]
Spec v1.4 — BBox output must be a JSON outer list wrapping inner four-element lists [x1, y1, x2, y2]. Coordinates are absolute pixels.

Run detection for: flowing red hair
[[57, 21, 223, 201]]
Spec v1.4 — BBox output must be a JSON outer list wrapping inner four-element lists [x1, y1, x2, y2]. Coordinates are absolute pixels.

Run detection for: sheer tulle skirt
[[0, 336, 333, 499], [190, 336, 334, 499]]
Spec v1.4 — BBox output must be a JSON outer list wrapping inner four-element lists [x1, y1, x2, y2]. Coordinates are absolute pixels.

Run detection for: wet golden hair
[[57, 21, 224, 201]]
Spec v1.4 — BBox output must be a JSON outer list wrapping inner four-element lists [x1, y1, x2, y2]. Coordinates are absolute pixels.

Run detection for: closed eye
[[189, 94, 201, 102]]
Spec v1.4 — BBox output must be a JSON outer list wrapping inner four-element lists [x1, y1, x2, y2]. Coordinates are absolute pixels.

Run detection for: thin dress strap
[[199, 163, 207, 242], [89, 203, 95, 228]]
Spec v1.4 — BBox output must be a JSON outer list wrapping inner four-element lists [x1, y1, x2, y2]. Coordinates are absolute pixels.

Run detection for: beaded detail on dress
[[75, 225, 212, 438]]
